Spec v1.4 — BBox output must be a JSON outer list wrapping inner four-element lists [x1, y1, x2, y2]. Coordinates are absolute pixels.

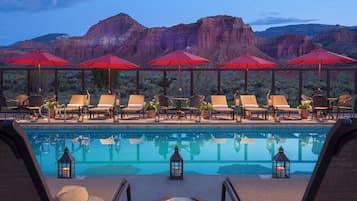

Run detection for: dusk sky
[[1, 0, 356, 46]]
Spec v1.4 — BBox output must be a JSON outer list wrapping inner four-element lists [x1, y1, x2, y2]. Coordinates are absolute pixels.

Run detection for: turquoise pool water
[[25, 127, 330, 176]]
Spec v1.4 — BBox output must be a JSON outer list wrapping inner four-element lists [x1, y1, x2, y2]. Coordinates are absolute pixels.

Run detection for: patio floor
[[15, 112, 339, 128], [46, 174, 310, 201]]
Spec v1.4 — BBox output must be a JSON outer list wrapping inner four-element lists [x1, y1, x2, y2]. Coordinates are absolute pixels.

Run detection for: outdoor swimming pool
[[25, 127, 330, 176]]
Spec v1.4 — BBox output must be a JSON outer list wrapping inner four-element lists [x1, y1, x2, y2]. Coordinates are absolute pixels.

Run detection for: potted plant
[[47, 101, 59, 118], [200, 102, 212, 119], [144, 101, 158, 119], [297, 101, 312, 119]]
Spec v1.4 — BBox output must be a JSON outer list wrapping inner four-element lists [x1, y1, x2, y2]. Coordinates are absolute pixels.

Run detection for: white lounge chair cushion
[[128, 104, 143, 108], [54, 185, 88, 201], [275, 104, 290, 109], [213, 104, 228, 109], [97, 104, 113, 107], [67, 104, 83, 107], [89, 196, 104, 201], [244, 104, 259, 108]]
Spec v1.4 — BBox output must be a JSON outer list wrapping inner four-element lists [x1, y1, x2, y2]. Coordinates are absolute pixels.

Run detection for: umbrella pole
[[108, 69, 112, 94], [178, 65, 182, 94], [318, 63, 321, 93], [244, 69, 248, 94], [38, 63, 41, 93]]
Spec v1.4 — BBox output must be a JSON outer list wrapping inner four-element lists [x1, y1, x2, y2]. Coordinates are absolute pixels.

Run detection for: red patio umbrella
[[220, 55, 278, 94], [6, 50, 71, 93], [287, 48, 356, 92], [79, 54, 138, 94], [148, 50, 209, 93]]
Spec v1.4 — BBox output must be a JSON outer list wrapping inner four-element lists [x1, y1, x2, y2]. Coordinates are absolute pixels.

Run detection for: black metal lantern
[[272, 146, 290, 178], [170, 146, 184, 180], [57, 147, 75, 179]]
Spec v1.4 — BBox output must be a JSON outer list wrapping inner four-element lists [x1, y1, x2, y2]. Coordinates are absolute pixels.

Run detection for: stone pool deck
[[46, 174, 310, 201], [17, 113, 337, 129]]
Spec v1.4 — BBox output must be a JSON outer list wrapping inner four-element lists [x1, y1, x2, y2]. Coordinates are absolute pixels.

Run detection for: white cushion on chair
[[244, 104, 259, 108], [128, 104, 143, 108], [97, 104, 113, 107], [275, 104, 290, 109], [54, 186, 88, 201]]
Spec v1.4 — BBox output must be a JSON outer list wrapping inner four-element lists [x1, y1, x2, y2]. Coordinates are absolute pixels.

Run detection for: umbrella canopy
[[79, 54, 138, 94], [6, 50, 71, 66], [220, 55, 278, 69], [287, 48, 356, 92], [220, 55, 278, 94], [148, 50, 209, 93], [6, 50, 71, 92], [148, 50, 210, 66]]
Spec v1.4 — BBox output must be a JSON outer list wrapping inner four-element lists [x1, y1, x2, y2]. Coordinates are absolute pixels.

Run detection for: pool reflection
[[25, 128, 328, 175]]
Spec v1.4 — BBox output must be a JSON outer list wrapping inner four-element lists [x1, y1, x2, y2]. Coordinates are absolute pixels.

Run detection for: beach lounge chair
[[88, 94, 116, 119], [1, 94, 30, 113], [271, 95, 300, 120], [0, 95, 26, 119], [0, 120, 132, 201], [58, 95, 89, 120], [121, 95, 145, 119], [12, 94, 29, 109], [210, 95, 234, 120], [221, 118, 357, 201], [239, 95, 267, 120], [336, 94, 353, 118]]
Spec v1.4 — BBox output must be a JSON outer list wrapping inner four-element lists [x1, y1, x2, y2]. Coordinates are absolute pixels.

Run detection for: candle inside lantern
[[62, 167, 70, 177], [277, 166, 285, 178], [174, 167, 180, 176]]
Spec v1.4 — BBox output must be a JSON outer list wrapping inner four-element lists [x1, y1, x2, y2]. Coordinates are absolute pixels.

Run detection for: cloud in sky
[[249, 15, 317, 26], [0, 0, 90, 12], [249, 12, 317, 26]]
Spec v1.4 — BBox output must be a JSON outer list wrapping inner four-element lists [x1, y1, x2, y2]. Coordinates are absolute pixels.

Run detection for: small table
[[169, 97, 189, 120]]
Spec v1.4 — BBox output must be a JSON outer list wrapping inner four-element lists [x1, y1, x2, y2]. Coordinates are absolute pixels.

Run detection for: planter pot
[[145, 110, 156, 119], [299, 109, 310, 119], [201, 110, 211, 119]]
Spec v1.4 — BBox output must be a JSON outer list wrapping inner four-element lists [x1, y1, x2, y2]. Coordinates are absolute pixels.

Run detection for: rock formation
[[0, 13, 270, 66], [1, 13, 356, 65], [255, 34, 319, 60]]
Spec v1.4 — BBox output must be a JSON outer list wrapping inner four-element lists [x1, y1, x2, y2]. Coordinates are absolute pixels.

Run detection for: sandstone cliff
[[255, 34, 319, 60], [1, 13, 356, 65], [312, 26, 357, 57], [55, 14, 267, 66], [0, 13, 271, 66]]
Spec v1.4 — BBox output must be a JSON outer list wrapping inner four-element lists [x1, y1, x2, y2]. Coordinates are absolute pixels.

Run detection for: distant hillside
[[255, 24, 340, 38], [312, 26, 357, 58], [30, 33, 69, 43]]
